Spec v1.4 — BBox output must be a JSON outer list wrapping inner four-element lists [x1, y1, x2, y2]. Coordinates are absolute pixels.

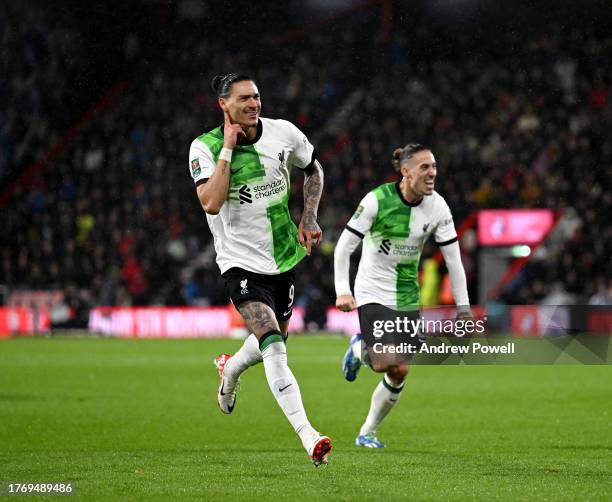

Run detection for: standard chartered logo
[[239, 185, 252, 204], [253, 179, 286, 199], [378, 239, 391, 255], [238, 179, 287, 205], [392, 243, 420, 257]]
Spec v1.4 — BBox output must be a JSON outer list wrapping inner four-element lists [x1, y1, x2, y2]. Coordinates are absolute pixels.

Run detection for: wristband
[[219, 148, 233, 163]]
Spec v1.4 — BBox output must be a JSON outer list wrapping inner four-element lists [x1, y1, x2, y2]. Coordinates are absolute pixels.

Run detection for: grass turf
[[0, 335, 610, 501]]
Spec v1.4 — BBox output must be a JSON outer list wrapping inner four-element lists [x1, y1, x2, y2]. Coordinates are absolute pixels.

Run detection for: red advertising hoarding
[[0, 307, 50, 336], [89, 306, 305, 338], [478, 209, 554, 246]]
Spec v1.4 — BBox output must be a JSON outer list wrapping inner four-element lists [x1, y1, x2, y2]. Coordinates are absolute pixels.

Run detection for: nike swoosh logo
[[283, 310, 292, 317], [230, 166, 243, 174], [220, 383, 227, 396], [279, 384, 293, 392], [384, 224, 393, 229]]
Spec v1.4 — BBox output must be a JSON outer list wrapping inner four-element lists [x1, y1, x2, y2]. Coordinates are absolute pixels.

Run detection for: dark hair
[[211, 73, 254, 98], [391, 143, 430, 172]]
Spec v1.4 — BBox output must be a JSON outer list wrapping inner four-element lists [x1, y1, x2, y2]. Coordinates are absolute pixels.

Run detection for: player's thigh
[[237, 301, 280, 337]]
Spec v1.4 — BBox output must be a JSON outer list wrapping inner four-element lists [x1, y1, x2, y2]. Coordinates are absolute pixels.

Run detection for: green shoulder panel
[[370, 183, 412, 240], [196, 129, 265, 186], [197, 127, 224, 162], [228, 145, 266, 187]]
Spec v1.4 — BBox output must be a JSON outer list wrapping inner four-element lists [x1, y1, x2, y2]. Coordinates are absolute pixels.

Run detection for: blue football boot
[[355, 433, 386, 448], [342, 333, 362, 382]]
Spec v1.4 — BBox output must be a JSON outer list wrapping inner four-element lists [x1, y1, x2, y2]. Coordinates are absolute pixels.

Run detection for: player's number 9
[[288, 285, 294, 309]]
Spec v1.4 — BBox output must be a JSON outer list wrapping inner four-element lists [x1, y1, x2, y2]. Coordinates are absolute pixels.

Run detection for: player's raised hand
[[336, 294, 357, 312], [223, 110, 246, 149], [298, 216, 323, 256]]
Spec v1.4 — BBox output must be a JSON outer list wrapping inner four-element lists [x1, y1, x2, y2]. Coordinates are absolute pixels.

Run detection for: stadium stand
[[1, 2, 610, 327]]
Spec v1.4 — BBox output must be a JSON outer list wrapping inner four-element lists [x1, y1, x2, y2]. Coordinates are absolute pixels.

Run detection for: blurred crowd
[[0, 2, 87, 184], [2, 5, 611, 325], [320, 25, 612, 308]]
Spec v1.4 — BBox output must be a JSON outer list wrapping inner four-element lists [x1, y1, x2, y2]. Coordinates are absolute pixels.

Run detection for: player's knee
[[387, 364, 409, 384], [370, 361, 389, 373]]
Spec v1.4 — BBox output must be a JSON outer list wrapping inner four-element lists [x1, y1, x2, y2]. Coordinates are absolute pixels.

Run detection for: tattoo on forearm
[[238, 301, 279, 335], [221, 163, 228, 175], [302, 162, 323, 227]]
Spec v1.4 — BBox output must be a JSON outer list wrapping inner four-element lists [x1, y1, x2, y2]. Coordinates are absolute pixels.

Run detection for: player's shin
[[260, 331, 315, 446], [223, 333, 262, 391], [359, 374, 405, 436]]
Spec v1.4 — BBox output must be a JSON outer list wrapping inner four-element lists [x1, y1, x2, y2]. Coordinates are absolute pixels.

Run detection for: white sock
[[352, 335, 363, 362], [261, 338, 315, 448], [222, 334, 262, 393], [359, 374, 404, 436]]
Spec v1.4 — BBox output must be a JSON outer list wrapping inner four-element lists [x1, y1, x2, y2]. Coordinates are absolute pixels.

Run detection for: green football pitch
[[1, 335, 610, 500]]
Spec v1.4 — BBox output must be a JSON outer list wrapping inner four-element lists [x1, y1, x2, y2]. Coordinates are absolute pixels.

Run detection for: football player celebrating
[[188, 73, 331, 465], [334, 143, 472, 448]]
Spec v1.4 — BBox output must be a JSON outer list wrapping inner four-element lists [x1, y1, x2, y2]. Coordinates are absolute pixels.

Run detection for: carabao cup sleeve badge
[[191, 159, 202, 178]]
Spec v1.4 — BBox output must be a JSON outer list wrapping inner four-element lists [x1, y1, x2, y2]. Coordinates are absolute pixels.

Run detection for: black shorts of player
[[358, 303, 423, 367], [222, 267, 296, 322]]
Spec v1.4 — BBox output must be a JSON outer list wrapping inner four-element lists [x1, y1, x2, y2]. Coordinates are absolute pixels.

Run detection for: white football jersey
[[189, 118, 315, 275], [347, 182, 457, 309]]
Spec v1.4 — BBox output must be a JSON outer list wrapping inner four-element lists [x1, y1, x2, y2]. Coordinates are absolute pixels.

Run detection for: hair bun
[[211, 75, 224, 92], [210, 73, 252, 97], [391, 147, 403, 172]]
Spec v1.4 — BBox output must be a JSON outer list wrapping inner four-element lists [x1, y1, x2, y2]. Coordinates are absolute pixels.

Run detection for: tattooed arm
[[298, 160, 324, 255], [197, 110, 245, 215], [197, 159, 231, 215]]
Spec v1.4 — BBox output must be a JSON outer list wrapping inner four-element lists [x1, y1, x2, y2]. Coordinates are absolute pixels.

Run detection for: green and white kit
[[342, 182, 458, 309], [189, 118, 314, 275]]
